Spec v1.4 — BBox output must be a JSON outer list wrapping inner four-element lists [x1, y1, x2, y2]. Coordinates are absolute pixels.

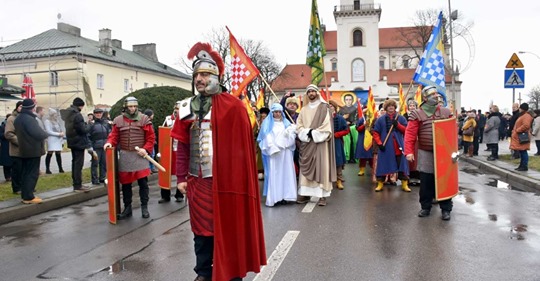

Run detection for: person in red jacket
[[104, 96, 155, 219], [404, 85, 453, 220], [171, 42, 266, 281]]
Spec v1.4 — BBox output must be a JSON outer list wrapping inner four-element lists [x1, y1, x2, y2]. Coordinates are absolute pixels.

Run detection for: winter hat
[[15, 101, 23, 108], [93, 108, 104, 114], [73, 97, 85, 107], [143, 109, 154, 117], [21, 98, 35, 109], [520, 103, 529, 111]]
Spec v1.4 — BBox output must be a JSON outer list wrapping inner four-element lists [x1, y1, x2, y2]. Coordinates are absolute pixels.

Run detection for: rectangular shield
[[433, 117, 459, 201], [106, 147, 120, 224], [158, 126, 172, 190]]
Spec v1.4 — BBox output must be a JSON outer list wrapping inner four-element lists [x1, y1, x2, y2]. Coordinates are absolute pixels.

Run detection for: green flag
[[306, 0, 326, 85]]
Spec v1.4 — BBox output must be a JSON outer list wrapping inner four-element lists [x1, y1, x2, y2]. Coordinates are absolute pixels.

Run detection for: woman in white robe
[[257, 103, 297, 207]]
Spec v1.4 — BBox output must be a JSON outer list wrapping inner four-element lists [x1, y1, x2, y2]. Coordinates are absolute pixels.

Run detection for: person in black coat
[[0, 114, 13, 182], [88, 108, 111, 185], [13, 99, 49, 204], [63, 97, 91, 192]]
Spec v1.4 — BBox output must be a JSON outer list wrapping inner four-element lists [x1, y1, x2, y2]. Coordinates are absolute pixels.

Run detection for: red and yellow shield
[[433, 117, 459, 200], [106, 147, 121, 224], [158, 126, 173, 189]]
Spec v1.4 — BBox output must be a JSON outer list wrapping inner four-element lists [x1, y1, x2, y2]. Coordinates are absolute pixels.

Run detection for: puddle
[[460, 186, 477, 192], [101, 259, 150, 275], [461, 167, 483, 175], [486, 179, 511, 190], [488, 214, 497, 221], [509, 224, 528, 240]]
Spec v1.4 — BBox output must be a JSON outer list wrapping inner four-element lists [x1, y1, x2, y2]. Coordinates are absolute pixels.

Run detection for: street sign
[[505, 53, 524, 68], [504, 69, 525, 88]]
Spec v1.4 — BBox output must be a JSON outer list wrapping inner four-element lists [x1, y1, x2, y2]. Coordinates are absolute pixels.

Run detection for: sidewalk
[[0, 151, 158, 225], [460, 139, 540, 191], [2, 140, 540, 225]]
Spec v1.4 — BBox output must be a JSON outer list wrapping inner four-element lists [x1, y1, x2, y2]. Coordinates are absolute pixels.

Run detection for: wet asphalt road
[[0, 162, 539, 281]]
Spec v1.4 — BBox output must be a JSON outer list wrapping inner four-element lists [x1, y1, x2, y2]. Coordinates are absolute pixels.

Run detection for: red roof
[[379, 27, 425, 49], [380, 68, 457, 86], [323, 27, 425, 49], [324, 31, 337, 51]]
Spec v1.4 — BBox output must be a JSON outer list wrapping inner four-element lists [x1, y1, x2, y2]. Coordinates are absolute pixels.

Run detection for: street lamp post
[[448, 0, 457, 112], [518, 51, 540, 60]]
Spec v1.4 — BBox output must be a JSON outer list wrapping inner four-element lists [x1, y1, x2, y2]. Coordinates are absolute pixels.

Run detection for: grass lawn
[[0, 168, 91, 201], [498, 154, 540, 171]]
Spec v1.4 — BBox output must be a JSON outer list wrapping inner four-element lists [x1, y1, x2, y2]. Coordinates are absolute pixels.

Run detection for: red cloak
[[172, 93, 266, 281]]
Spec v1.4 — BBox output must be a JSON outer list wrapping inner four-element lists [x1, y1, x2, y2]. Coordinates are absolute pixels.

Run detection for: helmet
[[421, 85, 438, 98], [123, 96, 138, 108], [188, 42, 224, 95]]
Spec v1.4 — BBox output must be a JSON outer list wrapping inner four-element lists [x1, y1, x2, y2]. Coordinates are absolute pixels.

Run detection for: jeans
[[71, 149, 85, 188], [11, 156, 22, 193], [91, 148, 106, 183], [488, 143, 499, 158], [519, 150, 529, 168], [20, 157, 40, 200], [536, 140, 540, 155]]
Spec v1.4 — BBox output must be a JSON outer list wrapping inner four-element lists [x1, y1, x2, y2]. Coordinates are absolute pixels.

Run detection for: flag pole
[[259, 74, 296, 124]]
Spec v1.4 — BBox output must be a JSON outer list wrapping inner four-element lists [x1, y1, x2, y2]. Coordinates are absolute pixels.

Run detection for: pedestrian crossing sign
[[504, 69, 525, 88]]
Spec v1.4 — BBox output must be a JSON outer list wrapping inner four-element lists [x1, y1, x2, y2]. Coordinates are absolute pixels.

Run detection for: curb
[[460, 157, 540, 191], [0, 186, 108, 225]]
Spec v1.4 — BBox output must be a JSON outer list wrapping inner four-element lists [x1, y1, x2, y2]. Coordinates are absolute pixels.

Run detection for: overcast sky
[[1, 0, 539, 113]]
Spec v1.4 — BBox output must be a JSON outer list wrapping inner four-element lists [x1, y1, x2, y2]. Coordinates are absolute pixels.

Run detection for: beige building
[[0, 22, 191, 116]]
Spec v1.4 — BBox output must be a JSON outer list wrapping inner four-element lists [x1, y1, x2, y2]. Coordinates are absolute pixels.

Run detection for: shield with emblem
[[158, 126, 173, 189], [106, 147, 121, 224], [432, 117, 459, 200]]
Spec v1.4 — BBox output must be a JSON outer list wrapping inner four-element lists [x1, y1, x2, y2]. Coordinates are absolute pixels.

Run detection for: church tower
[[331, 0, 391, 97]]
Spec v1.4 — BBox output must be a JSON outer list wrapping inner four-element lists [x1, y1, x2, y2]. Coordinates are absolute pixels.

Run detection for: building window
[[144, 82, 149, 88], [353, 29, 363, 46], [331, 58, 338, 71], [351, 59, 365, 82], [354, 0, 360, 10], [379, 56, 386, 69], [124, 79, 129, 93], [402, 55, 411, 69], [50, 71, 58, 87], [97, 74, 104, 89]]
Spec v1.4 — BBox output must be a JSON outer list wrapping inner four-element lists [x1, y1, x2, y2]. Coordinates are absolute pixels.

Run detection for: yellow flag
[[364, 86, 375, 151], [398, 83, 407, 115]]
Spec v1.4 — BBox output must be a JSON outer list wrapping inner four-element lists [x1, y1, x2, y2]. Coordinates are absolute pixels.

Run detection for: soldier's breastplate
[[189, 120, 213, 178]]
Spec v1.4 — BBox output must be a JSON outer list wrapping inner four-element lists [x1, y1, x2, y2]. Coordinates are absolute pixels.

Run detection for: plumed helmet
[[187, 42, 224, 95], [124, 96, 138, 108], [188, 42, 224, 78], [422, 85, 438, 98]]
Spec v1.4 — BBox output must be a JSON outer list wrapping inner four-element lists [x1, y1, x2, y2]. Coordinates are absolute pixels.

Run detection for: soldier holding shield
[[404, 86, 454, 221]]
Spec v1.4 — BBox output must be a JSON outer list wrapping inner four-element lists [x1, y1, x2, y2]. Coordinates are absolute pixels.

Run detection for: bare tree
[[527, 85, 540, 110], [394, 9, 474, 61], [179, 27, 282, 102]]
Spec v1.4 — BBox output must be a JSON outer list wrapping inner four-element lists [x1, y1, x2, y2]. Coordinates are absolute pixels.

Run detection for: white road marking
[[301, 202, 316, 213], [253, 230, 300, 281]]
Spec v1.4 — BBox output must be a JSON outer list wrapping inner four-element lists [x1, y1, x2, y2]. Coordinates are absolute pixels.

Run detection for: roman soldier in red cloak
[[171, 42, 266, 281]]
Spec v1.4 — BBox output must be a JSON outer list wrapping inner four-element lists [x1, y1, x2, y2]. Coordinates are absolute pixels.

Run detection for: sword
[[134, 146, 166, 172]]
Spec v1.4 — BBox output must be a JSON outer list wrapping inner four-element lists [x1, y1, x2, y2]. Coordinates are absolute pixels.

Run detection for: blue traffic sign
[[504, 69, 525, 88]]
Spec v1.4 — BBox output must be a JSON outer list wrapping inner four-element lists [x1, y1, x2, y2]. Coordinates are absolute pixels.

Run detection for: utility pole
[[448, 0, 457, 112]]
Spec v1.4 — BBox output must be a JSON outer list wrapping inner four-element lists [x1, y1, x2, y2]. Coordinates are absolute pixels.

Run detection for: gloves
[[307, 129, 314, 140], [378, 144, 385, 152], [392, 119, 398, 127]]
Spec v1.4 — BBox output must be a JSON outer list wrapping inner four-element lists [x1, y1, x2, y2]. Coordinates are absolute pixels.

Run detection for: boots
[[141, 205, 150, 218], [358, 167, 365, 176], [375, 181, 384, 192], [56, 153, 64, 173], [401, 180, 411, 192], [117, 205, 133, 220], [336, 179, 344, 190], [45, 153, 52, 174]]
